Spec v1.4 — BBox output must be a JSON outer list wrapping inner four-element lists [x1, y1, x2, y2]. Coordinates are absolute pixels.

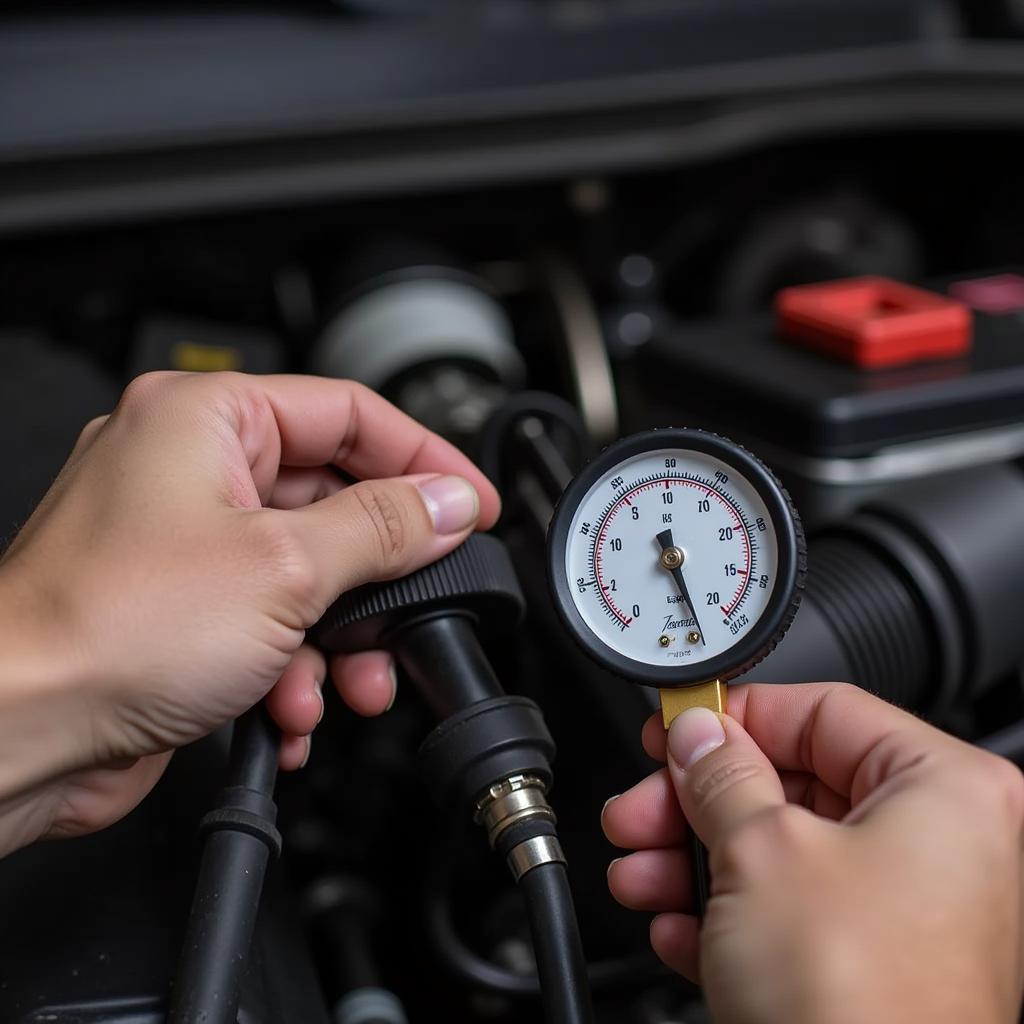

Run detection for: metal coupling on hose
[[474, 773, 555, 846], [474, 774, 566, 882]]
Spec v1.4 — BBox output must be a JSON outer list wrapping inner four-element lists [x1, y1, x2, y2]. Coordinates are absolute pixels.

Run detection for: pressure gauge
[[547, 428, 805, 688]]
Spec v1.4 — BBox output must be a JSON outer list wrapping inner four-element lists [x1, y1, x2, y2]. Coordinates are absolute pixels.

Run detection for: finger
[[330, 651, 397, 717], [217, 374, 501, 526], [265, 645, 326, 737], [780, 771, 851, 820], [639, 717, 851, 822], [602, 769, 687, 850], [279, 733, 312, 772], [666, 707, 785, 847], [650, 913, 700, 983], [283, 472, 482, 609], [608, 848, 694, 913], [641, 711, 667, 762], [724, 682, 948, 802], [68, 414, 111, 460], [646, 683, 944, 806], [267, 466, 345, 509]]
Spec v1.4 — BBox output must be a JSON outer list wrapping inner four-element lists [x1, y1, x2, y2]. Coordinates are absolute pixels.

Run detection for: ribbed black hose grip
[[805, 536, 932, 709], [314, 534, 525, 652]]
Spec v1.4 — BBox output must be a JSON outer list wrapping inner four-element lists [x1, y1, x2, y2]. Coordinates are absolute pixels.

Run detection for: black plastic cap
[[314, 534, 526, 652], [417, 696, 556, 811]]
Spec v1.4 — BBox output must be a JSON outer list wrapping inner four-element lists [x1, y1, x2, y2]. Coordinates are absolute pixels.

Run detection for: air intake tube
[[742, 462, 1024, 715]]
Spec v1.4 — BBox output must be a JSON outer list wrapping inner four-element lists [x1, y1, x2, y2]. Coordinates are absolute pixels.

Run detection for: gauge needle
[[656, 529, 706, 646]]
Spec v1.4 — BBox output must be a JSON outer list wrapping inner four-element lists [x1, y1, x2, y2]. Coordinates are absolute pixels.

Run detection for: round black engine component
[[716, 191, 920, 314], [477, 390, 589, 495]]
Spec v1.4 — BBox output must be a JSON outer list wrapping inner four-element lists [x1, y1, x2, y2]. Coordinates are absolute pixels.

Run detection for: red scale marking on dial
[[594, 542, 630, 627], [593, 477, 752, 625]]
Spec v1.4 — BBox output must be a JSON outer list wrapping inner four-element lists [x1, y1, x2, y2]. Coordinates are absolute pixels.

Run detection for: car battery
[[631, 271, 1024, 527]]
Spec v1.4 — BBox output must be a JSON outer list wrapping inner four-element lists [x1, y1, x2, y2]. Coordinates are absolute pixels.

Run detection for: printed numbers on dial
[[563, 448, 780, 667]]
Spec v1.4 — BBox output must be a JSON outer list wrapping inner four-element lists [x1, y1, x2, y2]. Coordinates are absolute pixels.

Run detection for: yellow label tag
[[170, 341, 243, 373], [659, 679, 726, 729]]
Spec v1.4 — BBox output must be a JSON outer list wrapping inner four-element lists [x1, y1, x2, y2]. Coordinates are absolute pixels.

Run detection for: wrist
[[0, 564, 98, 806]]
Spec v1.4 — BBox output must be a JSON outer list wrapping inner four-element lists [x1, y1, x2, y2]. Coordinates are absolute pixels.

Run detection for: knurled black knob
[[314, 534, 525, 653]]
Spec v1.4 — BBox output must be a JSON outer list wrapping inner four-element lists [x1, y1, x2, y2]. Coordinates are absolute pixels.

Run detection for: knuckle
[[246, 514, 318, 608], [351, 482, 410, 568], [689, 756, 764, 812], [341, 379, 373, 401], [117, 370, 254, 433], [79, 414, 108, 438], [827, 681, 858, 697], [716, 822, 766, 877], [718, 804, 809, 874], [190, 369, 250, 398], [980, 754, 1024, 821], [73, 415, 109, 452], [119, 370, 175, 409], [821, 681, 861, 703], [762, 802, 813, 845]]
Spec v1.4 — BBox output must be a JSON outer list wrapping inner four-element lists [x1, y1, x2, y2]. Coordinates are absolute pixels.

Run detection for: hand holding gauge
[[547, 428, 805, 916]]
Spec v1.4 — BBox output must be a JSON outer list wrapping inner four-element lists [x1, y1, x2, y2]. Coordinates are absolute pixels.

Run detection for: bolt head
[[660, 547, 684, 569]]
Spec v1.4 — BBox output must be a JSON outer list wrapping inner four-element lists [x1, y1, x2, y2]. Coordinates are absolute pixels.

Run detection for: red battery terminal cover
[[775, 276, 972, 369]]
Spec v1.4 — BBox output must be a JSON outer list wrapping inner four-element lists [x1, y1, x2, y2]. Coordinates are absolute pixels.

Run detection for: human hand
[[0, 371, 499, 854], [602, 684, 1024, 1024]]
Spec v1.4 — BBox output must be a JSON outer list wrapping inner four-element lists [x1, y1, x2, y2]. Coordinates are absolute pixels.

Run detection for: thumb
[[286, 473, 481, 608], [666, 707, 786, 847]]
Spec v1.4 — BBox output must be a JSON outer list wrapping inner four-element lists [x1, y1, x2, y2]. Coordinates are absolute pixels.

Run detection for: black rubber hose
[[422, 878, 659, 996], [519, 863, 595, 1024], [168, 706, 282, 1024], [225, 704, 280, 793], [391, 613, 504, 719]]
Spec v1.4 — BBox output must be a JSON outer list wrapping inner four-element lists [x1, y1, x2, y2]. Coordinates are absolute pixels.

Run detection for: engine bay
[[2, 3, 1024, 1021]]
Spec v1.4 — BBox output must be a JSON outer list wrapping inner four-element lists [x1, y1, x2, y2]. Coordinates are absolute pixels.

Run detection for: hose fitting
[[474, 773, 554, 846], [474, 774, 565, 881]]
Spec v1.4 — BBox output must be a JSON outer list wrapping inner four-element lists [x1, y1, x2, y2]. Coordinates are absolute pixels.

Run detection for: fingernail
[[384, 661, 398, 712], [315, 681, 324, 725], [300, 735, 312, 769], [601, 794, 620, 817], [607, 857, 622, 876], [668, 707, 725, 770], [417, 475, 479, 535]]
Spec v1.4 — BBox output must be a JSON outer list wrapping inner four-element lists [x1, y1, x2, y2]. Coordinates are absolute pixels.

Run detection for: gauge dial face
[[549, 431, 801, 686]]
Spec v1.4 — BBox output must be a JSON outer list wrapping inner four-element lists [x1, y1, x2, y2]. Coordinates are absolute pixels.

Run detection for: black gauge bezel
[[546, 428, 805, 689]]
